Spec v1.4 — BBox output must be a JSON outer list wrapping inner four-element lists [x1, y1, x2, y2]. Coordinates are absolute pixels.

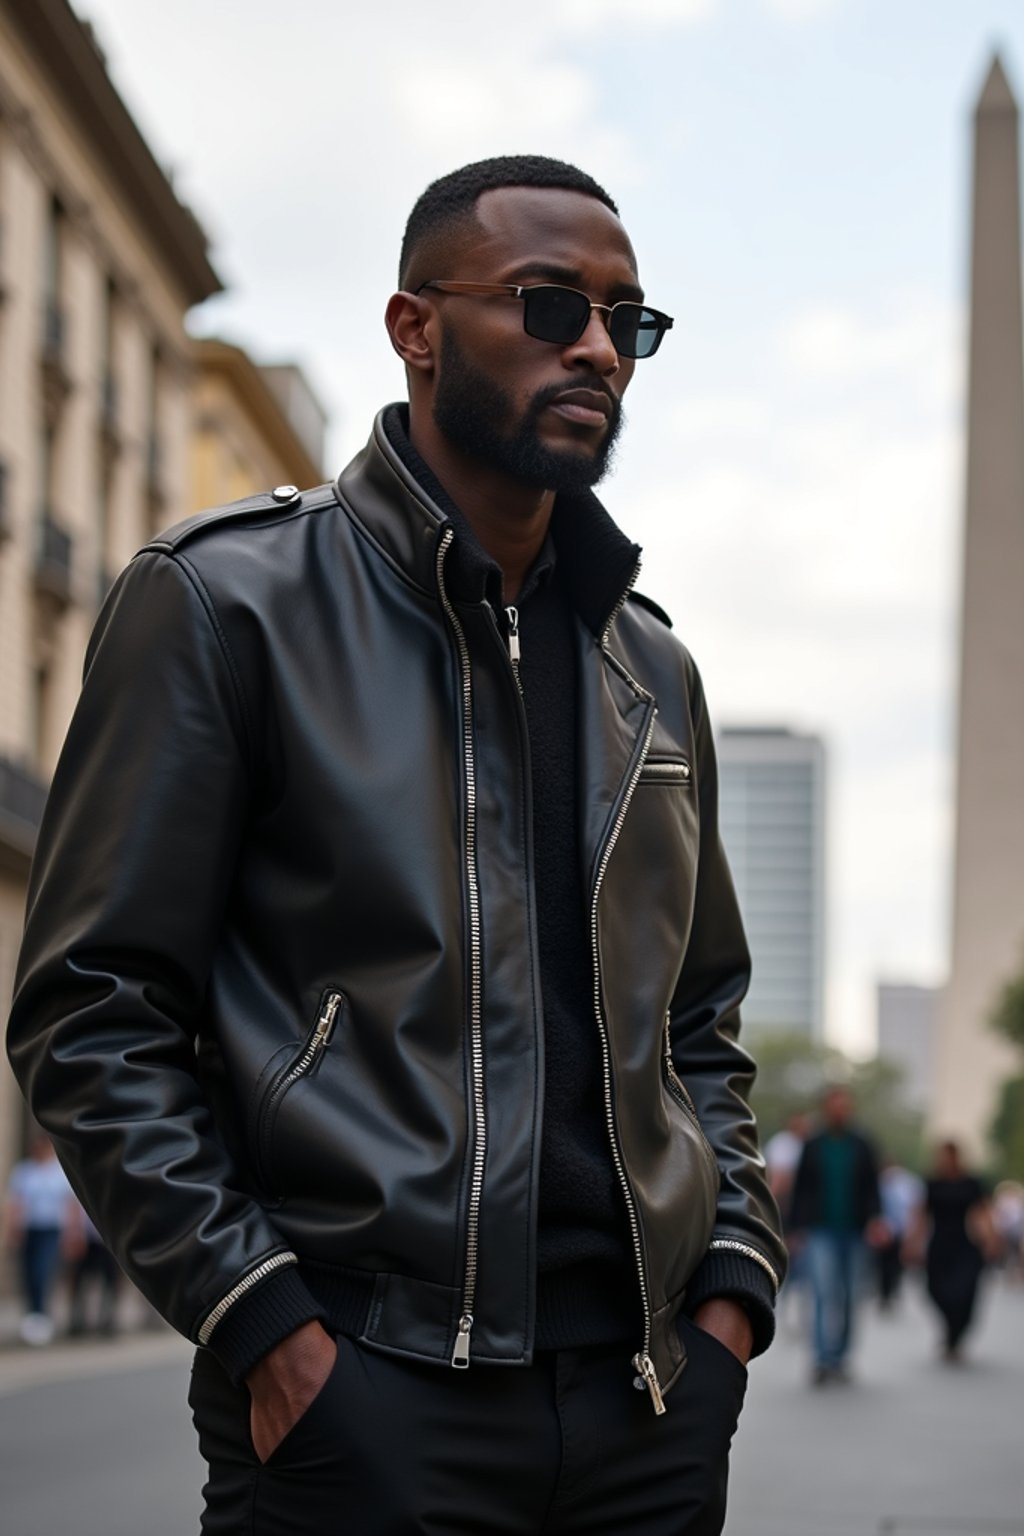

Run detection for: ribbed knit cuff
[[683, 1249, 777, 1358], [204, 1264, 329, 1385]]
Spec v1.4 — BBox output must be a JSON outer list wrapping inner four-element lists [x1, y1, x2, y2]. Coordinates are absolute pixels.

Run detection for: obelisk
[[932, 54, 1024, 1155]]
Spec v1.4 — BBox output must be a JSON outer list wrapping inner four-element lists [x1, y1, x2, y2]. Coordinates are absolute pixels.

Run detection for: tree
[[748, 1030, 925, 1171], [989, 958, 1024, 1179], [989, 1074, 1024, 1183], [990, 964, 1024, 1053]]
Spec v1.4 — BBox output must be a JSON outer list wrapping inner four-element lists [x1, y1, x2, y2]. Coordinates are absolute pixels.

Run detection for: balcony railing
[[0, 458, 10, 543], [99, 371, 121, 465], [40, 300, 72, 428], [43, 299, 65, 361], [102, 371, 117, 425], [146, 433, 167, 515], [0, 756, 47, 869], [34, 510, 74, 607]]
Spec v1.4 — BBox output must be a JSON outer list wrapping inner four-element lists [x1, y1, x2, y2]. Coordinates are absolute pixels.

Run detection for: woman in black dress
[[911, 1140, 996, 1360]]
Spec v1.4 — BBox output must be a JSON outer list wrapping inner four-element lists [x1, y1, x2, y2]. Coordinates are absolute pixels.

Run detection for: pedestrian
[[764, 1111, 812, 1326], [764, 1112, 811, 1214], [875, 1158, 924, 1311], [992, 1181, 1024, 1282], [8, 155, 786, 1535], [3, 1134, 76, 1345], [68, 1209, 121, 1337], [906, 1140, 998, 1361], [789, 1085, 884, 1384]]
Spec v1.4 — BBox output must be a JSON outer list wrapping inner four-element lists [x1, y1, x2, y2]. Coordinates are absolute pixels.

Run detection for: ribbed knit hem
[[204, 1264, 328, 1385], [682, 1250, 777, 1358], [534, 1260, 638, 1349]]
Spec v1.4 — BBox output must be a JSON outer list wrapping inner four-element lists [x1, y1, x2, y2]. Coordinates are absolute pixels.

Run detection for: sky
[[78, 0, 1024, 1055]]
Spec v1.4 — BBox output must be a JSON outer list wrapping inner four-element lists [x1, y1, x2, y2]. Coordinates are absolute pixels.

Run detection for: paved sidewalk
[[0, 1286, 188, 1397], [728, 1272, 1024, 1536], [0, 1272, 1021, 1535]]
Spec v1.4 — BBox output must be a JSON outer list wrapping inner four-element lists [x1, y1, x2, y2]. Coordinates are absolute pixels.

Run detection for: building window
[[146, 342, 166, 530], [43, 196, 64, 341], [32, 663, 52, 770]]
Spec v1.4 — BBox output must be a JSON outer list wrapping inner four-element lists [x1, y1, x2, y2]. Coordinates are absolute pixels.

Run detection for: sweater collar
[[380, 404, 640, 638]]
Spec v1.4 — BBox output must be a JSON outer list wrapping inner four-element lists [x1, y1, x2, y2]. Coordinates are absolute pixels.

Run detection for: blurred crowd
[[765, 1086, 1024, 1385], [4, 1113, 1022, 1364], [2, 1133, 122, 1347]]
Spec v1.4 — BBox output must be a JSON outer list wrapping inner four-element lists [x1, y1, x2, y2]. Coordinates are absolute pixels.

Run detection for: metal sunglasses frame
[[415, 280, 674, 358]]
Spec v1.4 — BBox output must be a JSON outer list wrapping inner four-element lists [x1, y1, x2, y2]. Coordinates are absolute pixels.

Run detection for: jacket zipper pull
[[505, 606, 520, 664], [452, 1312, 473, 1368], [633, 1352, 666, 1415], [315, 992, 341, 1047]]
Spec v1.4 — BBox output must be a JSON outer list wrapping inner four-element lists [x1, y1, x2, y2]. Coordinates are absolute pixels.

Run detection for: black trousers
[[189, 1314, 747, 1535]]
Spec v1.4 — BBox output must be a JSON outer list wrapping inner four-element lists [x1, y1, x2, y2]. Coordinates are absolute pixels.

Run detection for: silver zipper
[[198, 1251, 299, 1345], [663, 1015, 718, 1175], [277, 991, 342, 1093], [641, 759, 691, 784], [437, 528, 487, 1369], [504, 605, 522, 694], [257, 990, 343, 1188], [590, 708, 665, 1413], [709, 1237, 781, 1295], [505, 606, 520, 663]]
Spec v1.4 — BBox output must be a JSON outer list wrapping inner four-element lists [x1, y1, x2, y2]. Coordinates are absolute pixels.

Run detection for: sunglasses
[[416, 280, 673, 360]]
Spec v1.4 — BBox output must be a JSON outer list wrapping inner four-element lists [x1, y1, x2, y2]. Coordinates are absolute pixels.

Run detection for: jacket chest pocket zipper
[[662, 1015, 718, 1177], [256, 990, 344, 1191], [640, 758, 691, 785]]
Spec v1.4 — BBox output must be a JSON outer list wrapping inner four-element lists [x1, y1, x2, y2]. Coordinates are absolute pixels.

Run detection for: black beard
[[432, 327, 624, 494]]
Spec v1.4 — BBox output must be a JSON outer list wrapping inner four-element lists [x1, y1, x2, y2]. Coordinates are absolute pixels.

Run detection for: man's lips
[[547, 389, 613, 428]]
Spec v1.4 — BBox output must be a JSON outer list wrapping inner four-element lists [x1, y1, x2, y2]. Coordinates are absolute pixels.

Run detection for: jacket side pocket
[[254, 989, 346, 1195]]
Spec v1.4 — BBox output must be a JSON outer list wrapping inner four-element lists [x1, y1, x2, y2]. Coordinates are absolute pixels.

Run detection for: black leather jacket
[[8, 409, 785, 1410]]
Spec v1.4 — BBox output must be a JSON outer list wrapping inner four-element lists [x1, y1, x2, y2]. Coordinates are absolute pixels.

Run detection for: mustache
[[527, 374, 621, 421]]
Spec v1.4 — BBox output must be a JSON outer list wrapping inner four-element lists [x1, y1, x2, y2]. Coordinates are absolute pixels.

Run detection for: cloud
[[781, 301, 963, 411], [620, 294, 962, 1051], [556, 0, 714, 23], [76, 0, 963, 1059], [762, 0, 843, 19]]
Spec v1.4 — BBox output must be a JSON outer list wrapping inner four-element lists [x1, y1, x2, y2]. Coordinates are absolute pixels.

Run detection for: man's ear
[[385, 291, 436, 376]]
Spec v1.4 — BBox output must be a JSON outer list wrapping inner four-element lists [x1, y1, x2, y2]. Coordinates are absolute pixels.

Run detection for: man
[[3, 1134, 76, 1346], [789, 1085, 882, 1386], [875, 1158, 923, 1311], [9, 156, 785, 1534]]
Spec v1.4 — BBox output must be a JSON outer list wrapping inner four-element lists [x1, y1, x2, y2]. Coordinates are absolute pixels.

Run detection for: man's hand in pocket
[[246, 1320, 338, 1463]]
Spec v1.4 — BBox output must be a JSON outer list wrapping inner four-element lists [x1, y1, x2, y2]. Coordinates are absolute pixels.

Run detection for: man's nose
[[563, 307, 620, 376]]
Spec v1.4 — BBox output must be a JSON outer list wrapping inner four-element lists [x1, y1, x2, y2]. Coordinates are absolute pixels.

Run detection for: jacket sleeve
[[668, 660, 788, 1355], [6, 551, 325, 1381]]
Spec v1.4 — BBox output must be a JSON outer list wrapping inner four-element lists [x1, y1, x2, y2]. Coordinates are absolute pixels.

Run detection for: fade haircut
[[399, 155, 619, 291]]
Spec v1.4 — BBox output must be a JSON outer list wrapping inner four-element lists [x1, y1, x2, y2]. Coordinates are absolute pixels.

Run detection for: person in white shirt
[[4, 1134, 76, 1344]]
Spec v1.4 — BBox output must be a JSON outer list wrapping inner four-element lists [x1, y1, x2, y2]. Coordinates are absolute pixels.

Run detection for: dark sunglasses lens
[[610, 305, 665, 359], [522, 286, 591, 343]]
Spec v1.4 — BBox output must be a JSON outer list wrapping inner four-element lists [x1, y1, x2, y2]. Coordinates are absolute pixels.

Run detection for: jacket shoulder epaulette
[[144, 483, 336, 554], [627, 590, 673, 629]]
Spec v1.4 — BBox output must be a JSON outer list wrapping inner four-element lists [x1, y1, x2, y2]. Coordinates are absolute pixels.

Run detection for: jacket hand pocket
[[254, 989, 347, 1196]]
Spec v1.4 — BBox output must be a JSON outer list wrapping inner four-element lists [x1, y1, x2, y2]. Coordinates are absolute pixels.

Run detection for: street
[[1, 1276, 1021, 1536]]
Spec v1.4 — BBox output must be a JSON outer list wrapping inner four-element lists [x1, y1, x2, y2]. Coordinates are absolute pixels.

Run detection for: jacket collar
[[335, 405, 641, 640]]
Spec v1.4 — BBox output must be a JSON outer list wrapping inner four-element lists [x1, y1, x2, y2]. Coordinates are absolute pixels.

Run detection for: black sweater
[[384, 407, 776, 1353]]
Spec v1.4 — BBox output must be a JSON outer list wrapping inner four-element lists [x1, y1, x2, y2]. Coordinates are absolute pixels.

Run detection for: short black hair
[[399, 155, 619, 290]]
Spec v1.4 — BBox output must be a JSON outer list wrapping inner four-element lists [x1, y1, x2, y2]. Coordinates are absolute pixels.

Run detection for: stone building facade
[[192, 340, 326, 511], [0, 0, 221, 1193]]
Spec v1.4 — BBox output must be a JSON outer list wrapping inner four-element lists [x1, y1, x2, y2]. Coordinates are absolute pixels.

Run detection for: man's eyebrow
[[505, 261, 645, 302]]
